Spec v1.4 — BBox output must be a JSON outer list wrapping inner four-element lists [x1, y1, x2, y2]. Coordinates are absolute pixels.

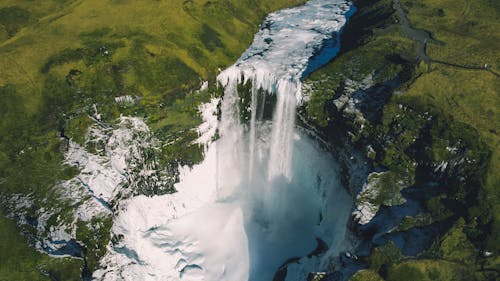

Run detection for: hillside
[[303, 0, 499, 279], [0, 0, 306, 279]]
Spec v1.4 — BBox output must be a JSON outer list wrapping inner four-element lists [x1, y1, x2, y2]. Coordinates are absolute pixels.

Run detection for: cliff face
[[303, 0, 499, 280]]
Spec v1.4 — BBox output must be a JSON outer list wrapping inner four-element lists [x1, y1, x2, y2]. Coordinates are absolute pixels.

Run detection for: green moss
[[0, 6, 31, 38], [65, 115, 94, 145], [0, 210, 83, 281], [395, 195, 454, 232], [396, 214, 433, 233], [305, 28, 417, 127], [368, 241, 403, 273], [134, 56, 198, 99], [76, 217, 112, 272], [357, 171, 407, 210], [436, 218, 477, 265], [377, 171, 407, 205], [304, 0, 417, 127], [199, 24, 224, 52], [387, 260, 472, 281], [350, 270, 384, 281], [60, 165, 80, 181], [396, 0, 500, 250], [41, 48, 85, 74], [305, 0, 498, 279], [237, 79, 254, 124], [401, 0, 500, 69], [39, 258, 82, 281], [159, 130, 205, 168], [0, 211, 49, 281]]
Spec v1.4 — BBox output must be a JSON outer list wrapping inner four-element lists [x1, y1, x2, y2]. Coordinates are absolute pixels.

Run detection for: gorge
[[94, 1, 356, 280]]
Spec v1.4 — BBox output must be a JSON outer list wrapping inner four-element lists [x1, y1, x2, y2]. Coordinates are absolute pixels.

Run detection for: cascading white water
[[216, 0, 354, 182], [94, 1, 356, 281]]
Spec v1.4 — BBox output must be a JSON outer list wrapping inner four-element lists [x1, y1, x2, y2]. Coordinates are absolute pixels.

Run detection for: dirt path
[[393, 0, 499, 78], [431, 59, 500, 77]]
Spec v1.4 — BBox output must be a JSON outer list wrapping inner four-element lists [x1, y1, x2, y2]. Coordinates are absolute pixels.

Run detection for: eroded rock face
[[1, 116, 179, 262], [66, 116, 176, 205], [301, 77, 484, 278], [353, 171, 407, 225]]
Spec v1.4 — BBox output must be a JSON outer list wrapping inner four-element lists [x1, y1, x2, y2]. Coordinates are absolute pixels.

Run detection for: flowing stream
[[94, 1, 356, 280]]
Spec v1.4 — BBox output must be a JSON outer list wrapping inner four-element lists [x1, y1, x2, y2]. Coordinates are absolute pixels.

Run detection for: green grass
[[0, 210, 83, 281], [397, 0, 500, 252], [395, 195, 453, 232], [367, 242, 403, 272], [387, 259, 472, 281], [0, 0, 306, 87], [401, 0, 500, 70], [75, 217, 113, 272], [0, 6, 31, 39], [350, 270, 384, 281], [358, 221, 492, 281]]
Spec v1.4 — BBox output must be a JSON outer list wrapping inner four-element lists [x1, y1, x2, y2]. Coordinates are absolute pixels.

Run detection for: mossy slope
[[304, 0, 499, 279]]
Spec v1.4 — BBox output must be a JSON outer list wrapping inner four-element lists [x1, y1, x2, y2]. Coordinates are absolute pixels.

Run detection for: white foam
[[95, 129, 352, 281], [195, 98, 220, 146]]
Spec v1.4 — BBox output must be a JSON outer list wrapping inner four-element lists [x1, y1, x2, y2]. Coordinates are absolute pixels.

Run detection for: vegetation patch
[[0, 6, 31, 39], [0, 210, 83, 281]]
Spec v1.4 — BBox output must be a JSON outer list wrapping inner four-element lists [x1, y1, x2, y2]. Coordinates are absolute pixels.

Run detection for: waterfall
[[211, 1, 356, 278], [268, 79, 297, 179], [96, 1, 356, 281], [217, 68, 300, 185], [216, 0, 355, 189]]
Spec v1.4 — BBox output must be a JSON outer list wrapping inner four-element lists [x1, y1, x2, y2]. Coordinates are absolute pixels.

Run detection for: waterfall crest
[[216, 0, 354, 187]]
